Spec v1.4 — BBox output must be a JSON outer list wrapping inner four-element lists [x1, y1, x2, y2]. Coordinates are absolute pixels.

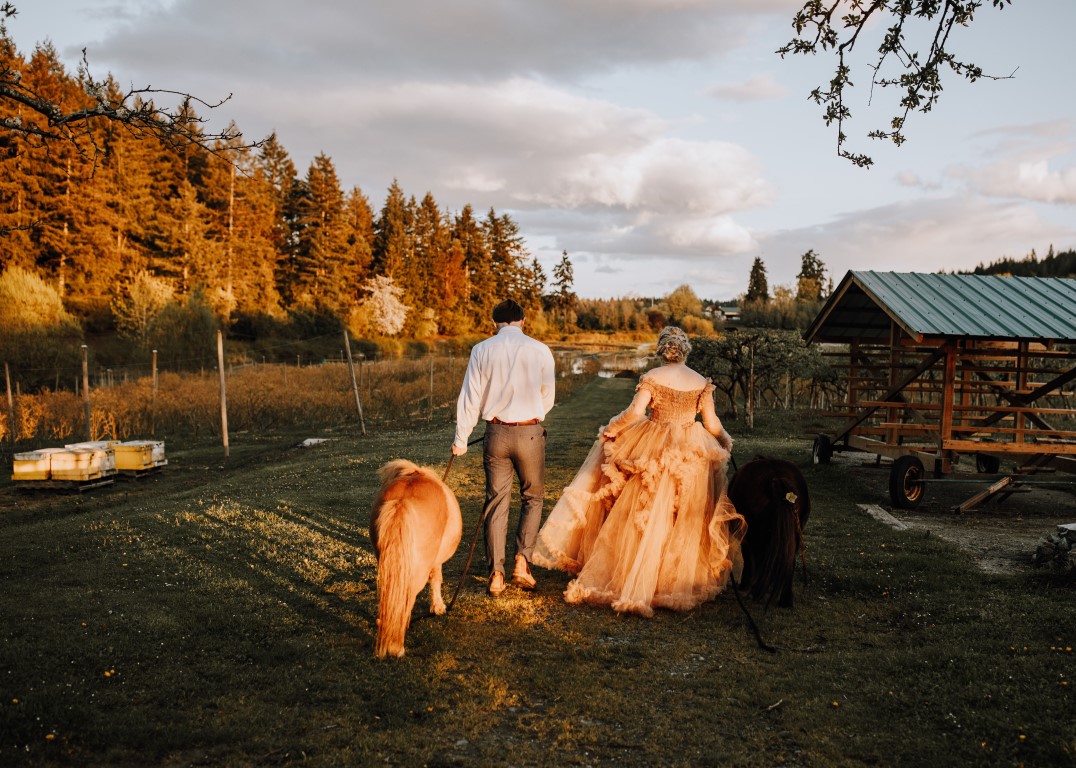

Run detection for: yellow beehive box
[[50, 447, 116, 481], [11, 448, 65, 481], [113, 440, 167, 471]]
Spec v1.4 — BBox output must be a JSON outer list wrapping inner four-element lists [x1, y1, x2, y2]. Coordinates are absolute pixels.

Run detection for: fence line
[[0, 351, 596, 457]]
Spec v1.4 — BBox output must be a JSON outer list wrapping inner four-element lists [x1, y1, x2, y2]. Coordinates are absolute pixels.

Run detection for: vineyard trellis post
[[81, 344, 91, 441], [151, 349, 158, 437], [217, 331, 230, 458], [342, 330, 367, 436]]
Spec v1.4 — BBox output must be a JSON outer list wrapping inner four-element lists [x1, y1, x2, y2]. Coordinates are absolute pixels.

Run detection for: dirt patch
[[830, 452, 1076, 575]]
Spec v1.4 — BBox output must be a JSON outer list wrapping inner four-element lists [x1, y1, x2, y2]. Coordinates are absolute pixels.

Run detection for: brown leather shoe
[[511, 554, 536, 590], [488, 570, 506, 597]]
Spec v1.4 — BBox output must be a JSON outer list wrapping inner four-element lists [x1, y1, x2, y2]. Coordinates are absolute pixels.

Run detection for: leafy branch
[[0, 1, 262, 166], [778, 0, 1015, 167]]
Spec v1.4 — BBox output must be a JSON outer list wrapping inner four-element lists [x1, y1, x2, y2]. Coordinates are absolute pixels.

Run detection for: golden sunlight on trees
[[111, 270, 175, 348], [0, 267, 82, 388]]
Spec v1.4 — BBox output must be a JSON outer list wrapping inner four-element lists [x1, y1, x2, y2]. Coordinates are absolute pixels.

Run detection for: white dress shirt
[[453, 325, 556, 450]]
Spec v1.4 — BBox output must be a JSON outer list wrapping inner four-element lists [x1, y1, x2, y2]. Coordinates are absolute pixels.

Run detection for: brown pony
[[370, 459, 463, 658], [727, 456, 810, 608]]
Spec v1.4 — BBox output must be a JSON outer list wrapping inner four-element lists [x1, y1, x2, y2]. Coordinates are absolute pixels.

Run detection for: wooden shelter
[[803, 271, 1076, 511]]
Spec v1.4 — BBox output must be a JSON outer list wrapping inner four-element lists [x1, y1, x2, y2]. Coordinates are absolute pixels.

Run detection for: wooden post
[[217, 331, 230, 458], [4, 362, 14, 454], [81, 344, 91, 441], [343, 330, 367, 436], [151, 349, 158, 436], [747, 341, 755, 430], [429, 354, 434, 422]]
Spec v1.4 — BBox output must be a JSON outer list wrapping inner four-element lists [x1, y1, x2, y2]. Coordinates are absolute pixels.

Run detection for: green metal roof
[[804, 271, 1076, 344]]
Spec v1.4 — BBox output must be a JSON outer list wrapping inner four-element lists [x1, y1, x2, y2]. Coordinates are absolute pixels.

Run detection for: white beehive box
[[113, 440, 167, 471], [50, 446, 116, 481], [11, 448, 66, 481]]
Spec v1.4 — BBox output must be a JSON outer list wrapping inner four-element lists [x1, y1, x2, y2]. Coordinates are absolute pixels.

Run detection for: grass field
[[1, 376, 1073, 767]]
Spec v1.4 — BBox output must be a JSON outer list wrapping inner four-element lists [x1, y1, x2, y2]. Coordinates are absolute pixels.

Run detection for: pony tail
[[374, 497, 418, 659], [751, 477, 800, 607]]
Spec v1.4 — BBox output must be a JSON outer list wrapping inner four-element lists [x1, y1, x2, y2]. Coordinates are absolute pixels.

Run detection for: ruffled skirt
[[533, 417, 744, 617]]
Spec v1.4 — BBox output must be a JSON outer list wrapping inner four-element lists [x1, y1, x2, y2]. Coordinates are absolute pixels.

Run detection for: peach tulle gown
[[533, 373, 745, 617]]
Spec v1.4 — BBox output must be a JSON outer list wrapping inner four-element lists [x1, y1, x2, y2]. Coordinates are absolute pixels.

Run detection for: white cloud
[[705, 73, 788, 102], [975, 159, 1076, 204], [758, 196, 1076, 288], [946, 120, 1076, 205], [73, 0, 797, 88]]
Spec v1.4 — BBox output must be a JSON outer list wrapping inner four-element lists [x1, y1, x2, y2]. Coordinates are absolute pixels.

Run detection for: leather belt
[[488, 417, 540, 426]]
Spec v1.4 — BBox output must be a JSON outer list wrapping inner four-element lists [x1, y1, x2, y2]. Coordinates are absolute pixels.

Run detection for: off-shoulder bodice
[[638, 377, 713, 428]]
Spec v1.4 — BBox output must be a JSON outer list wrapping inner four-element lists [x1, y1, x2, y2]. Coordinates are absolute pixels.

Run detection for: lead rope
[[726, 452, 774, 653], [445, 433, 487, 612], [729, 574, 777, 654], [792, 503, 808, 585]]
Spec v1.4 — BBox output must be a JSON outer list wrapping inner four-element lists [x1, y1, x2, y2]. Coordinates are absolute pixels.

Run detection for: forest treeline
[[972, 246, 1076, 279], [2, 36, 1074, 394], [0, 40, 557, 341]]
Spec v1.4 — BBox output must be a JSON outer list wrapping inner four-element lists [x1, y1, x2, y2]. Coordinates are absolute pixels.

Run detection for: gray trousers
[[482, 422, 546, 575]]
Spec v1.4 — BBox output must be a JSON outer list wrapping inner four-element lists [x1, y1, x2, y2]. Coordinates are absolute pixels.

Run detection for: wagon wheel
[[889, 455, 925, 509], [812, 434, 833, 465], [975, 453, 1001, 474]]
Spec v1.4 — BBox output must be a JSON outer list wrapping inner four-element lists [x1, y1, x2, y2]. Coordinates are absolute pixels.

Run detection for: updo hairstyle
[[656, 326, 691, 363]]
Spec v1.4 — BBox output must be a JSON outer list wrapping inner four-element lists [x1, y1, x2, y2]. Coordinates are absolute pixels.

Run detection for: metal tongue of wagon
[[803, 271, 1076, 512]]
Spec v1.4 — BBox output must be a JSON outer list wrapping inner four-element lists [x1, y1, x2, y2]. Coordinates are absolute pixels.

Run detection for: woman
[[533, 326, 745, 617]]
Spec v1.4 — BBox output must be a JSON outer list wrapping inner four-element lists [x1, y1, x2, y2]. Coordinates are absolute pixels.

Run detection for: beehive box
[[50, 446, 117, 481], [11, 448, 66, 481], [113, 440, 167, 471]]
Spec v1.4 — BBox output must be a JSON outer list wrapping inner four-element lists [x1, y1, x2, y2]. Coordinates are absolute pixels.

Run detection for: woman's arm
[[700, 388, 733, 452], [603, 386, 652, 440]]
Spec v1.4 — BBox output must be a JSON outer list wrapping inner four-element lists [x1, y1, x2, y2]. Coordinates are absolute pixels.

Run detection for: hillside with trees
[[969, 245, 1076, 278]]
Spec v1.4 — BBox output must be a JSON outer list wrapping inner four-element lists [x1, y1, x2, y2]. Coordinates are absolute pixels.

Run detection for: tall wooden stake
[[151, 349, 158, 435], [81, 344, 91, 441], [343, 330, 367, 435], [217, 331, 230, 458]]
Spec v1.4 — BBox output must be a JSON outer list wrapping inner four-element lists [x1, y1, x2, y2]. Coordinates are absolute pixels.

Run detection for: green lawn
[[1, 377, 1073, 766]]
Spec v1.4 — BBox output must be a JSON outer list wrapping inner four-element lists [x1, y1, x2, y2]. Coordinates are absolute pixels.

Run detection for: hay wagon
[[803, 271, 1076, 511]]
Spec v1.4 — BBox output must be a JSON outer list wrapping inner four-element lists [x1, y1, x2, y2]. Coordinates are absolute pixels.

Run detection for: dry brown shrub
[[3, 353, 597, 448]]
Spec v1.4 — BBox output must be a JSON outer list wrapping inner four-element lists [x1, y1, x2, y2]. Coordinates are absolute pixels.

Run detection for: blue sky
[[10, 0, 1076, 300]]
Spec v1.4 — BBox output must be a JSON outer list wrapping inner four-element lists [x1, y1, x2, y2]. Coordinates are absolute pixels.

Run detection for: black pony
[[727, 456, 810, 608]]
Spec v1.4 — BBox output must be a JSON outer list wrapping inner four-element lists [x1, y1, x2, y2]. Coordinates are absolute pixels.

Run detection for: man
[[452, 299, 556, 597]]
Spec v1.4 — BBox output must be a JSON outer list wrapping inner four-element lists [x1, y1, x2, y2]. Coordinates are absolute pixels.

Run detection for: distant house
[[715, 304, 741, 328]]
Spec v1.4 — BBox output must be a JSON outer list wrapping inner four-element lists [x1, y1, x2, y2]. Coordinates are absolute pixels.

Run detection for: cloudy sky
[[10, 0, 1076, 300]]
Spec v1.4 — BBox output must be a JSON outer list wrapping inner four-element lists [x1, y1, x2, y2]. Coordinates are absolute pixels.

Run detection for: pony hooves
[[375, 644, 406, 659]]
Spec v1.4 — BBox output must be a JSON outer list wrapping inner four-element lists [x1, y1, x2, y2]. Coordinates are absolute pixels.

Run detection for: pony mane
[[376, 459, 431, 496]]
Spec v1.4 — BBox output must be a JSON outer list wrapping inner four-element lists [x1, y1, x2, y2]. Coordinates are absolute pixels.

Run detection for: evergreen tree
[[745, 256, 769, 304], [452, 204, 492, 329], [549, 250, 577, 329], [293, 153, 353, 312], [228, 143, 283, 317], [408, 191, 446, 313], [344, 186, 375, 288], [795, 249, 827, 301], [257, 133, 302, 303], [519, 256, 547, 318], [372, 179, 412, 281], [484, 208, 528, 301]]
